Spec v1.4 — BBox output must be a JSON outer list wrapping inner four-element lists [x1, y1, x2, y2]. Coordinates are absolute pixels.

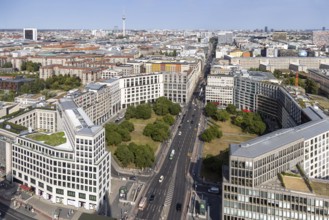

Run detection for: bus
[[138, 197, 147, 210], [169, 149, 175, 160]]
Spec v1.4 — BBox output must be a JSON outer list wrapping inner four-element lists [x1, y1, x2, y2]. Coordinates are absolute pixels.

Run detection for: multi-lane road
[[135, 89, 203, 220]]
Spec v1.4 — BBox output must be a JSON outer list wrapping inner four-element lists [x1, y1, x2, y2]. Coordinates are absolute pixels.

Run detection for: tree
[[209, 126, 223, 139], [2, 62, 12, 68], [213, 110, 230, 122], [133, 144, 155, 168], [143, 123, 154, 137], [135, 104, 152, 119], [154, 102, 169, 115], [151, 120, 170, 142], [125, 106, 136, 120], [226, 104, 237, 114], [205, 102, 217, 117], [169, 103, 181, 115], [153, 97, 172, 116], [173, 50, 177, 57], [162, 114, 175, 126], [273, 69, 283, 79], [143, 119, 170, 142], [106, 131, 122, 146], [21, 61, 41, 72], [119, 121, 134, 132], [116, 127, 131, 142], [305, 79, 319, 94], [115, 144, 134, 167], [200, 129, 214, 142]]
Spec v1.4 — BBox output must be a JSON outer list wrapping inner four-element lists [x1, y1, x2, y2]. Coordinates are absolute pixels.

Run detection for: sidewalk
[[21, 195, 89, 220]]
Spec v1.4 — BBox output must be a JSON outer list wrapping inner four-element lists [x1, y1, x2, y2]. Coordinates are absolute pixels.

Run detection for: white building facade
[[11, 99, 111, 211], [205, 74, 234, 105]]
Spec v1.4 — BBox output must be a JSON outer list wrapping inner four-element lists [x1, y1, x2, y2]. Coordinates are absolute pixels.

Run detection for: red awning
[[20, 184, 30, 191]]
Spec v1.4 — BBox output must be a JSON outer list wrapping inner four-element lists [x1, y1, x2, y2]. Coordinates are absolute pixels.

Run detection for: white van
[[208, 187, 219, 194]]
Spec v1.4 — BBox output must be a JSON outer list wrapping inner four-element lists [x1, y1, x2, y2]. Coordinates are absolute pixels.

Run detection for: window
[[30, 178, 36, 184], [67, 191, 75, 197], [56, 188, 64, 195], [47, 185, 53, 192], [79, 193, 86, 199], [38, 181, 44, 188], [89, 195, 96, 201]]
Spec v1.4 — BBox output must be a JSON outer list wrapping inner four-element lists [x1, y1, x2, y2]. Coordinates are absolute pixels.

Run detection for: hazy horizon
[[1, 0, 328, 30]]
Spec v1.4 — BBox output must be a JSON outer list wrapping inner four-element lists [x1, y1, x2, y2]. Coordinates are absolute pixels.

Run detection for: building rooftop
[[231, 110, 329, 158], [85, 83, 106, 91], [59, 98, 102, 136]]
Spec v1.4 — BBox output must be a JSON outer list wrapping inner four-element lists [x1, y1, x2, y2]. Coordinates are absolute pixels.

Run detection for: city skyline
[[0, 0, 328, 30]]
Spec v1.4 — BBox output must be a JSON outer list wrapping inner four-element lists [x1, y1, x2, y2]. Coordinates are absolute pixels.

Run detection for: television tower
[[122, 14, 126, 37]]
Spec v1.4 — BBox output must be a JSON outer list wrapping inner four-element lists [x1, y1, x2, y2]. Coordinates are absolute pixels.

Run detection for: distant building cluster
[[313, 31, 329, 47]]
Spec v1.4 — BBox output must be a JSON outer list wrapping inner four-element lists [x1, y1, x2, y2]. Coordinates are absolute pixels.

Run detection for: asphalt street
[[135, 92, 203, 220], [0, 203, 35, 220]]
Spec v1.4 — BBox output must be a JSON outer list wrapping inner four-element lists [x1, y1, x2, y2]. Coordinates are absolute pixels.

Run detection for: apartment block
[[39, 65, 105, 85], [205, 74, 234, 105], [119, 74, 164, 108], [228, 57, 329, 72]]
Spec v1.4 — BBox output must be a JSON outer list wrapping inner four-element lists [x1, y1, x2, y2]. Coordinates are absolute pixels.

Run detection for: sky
[[0, 0, 328, 30]]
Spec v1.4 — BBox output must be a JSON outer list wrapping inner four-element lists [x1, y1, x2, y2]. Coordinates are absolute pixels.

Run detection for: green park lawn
[[27, 131, 66, 146], [108, 112, 162, 158], [203, 120, 257, 157], [201, 119, 257, 182]]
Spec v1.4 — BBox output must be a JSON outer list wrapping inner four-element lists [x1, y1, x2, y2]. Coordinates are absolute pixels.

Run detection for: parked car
[[159, 175, 164, 183]]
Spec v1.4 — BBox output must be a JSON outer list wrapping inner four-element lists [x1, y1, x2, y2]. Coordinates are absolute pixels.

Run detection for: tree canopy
[[125, 104, 152, 120], [205, 102, 217, 117], [2, 62, 12, 68], [105, 122, 134, 146], [143, 119, 171, 142], [115, 142, 155, 168], [232, 112, 266, 135], [200, 125, 222, 142], [153, 97, 181, 116], [21, 61, 41, 72]]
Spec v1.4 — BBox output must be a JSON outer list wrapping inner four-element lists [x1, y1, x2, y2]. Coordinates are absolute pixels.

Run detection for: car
[[187, 120, 190, 123], [191, 120, 194, 124], [178, 131, 182, 135], [129, 176, 137, 181], [208, 187, 219, 194], [159, 175, 164, 183], [149, 194, 155, 202], [176, 203, 182, 211]]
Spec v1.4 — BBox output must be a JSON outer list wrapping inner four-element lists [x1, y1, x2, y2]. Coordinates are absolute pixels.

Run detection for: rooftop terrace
[[26, 131, 66, 147]]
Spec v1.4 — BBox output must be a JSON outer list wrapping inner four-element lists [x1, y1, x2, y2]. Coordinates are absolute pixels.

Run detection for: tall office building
[[23, 28, 37, 41], [323, 27, 326, 31], [5, 99, 111, 211], [264, 26, 268, 33], [222, 70, 329, 219], [222, 108, 329, 220]]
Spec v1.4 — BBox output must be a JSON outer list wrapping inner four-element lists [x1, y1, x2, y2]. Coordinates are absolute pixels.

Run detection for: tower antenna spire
[[122, 9, 126, 37]]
